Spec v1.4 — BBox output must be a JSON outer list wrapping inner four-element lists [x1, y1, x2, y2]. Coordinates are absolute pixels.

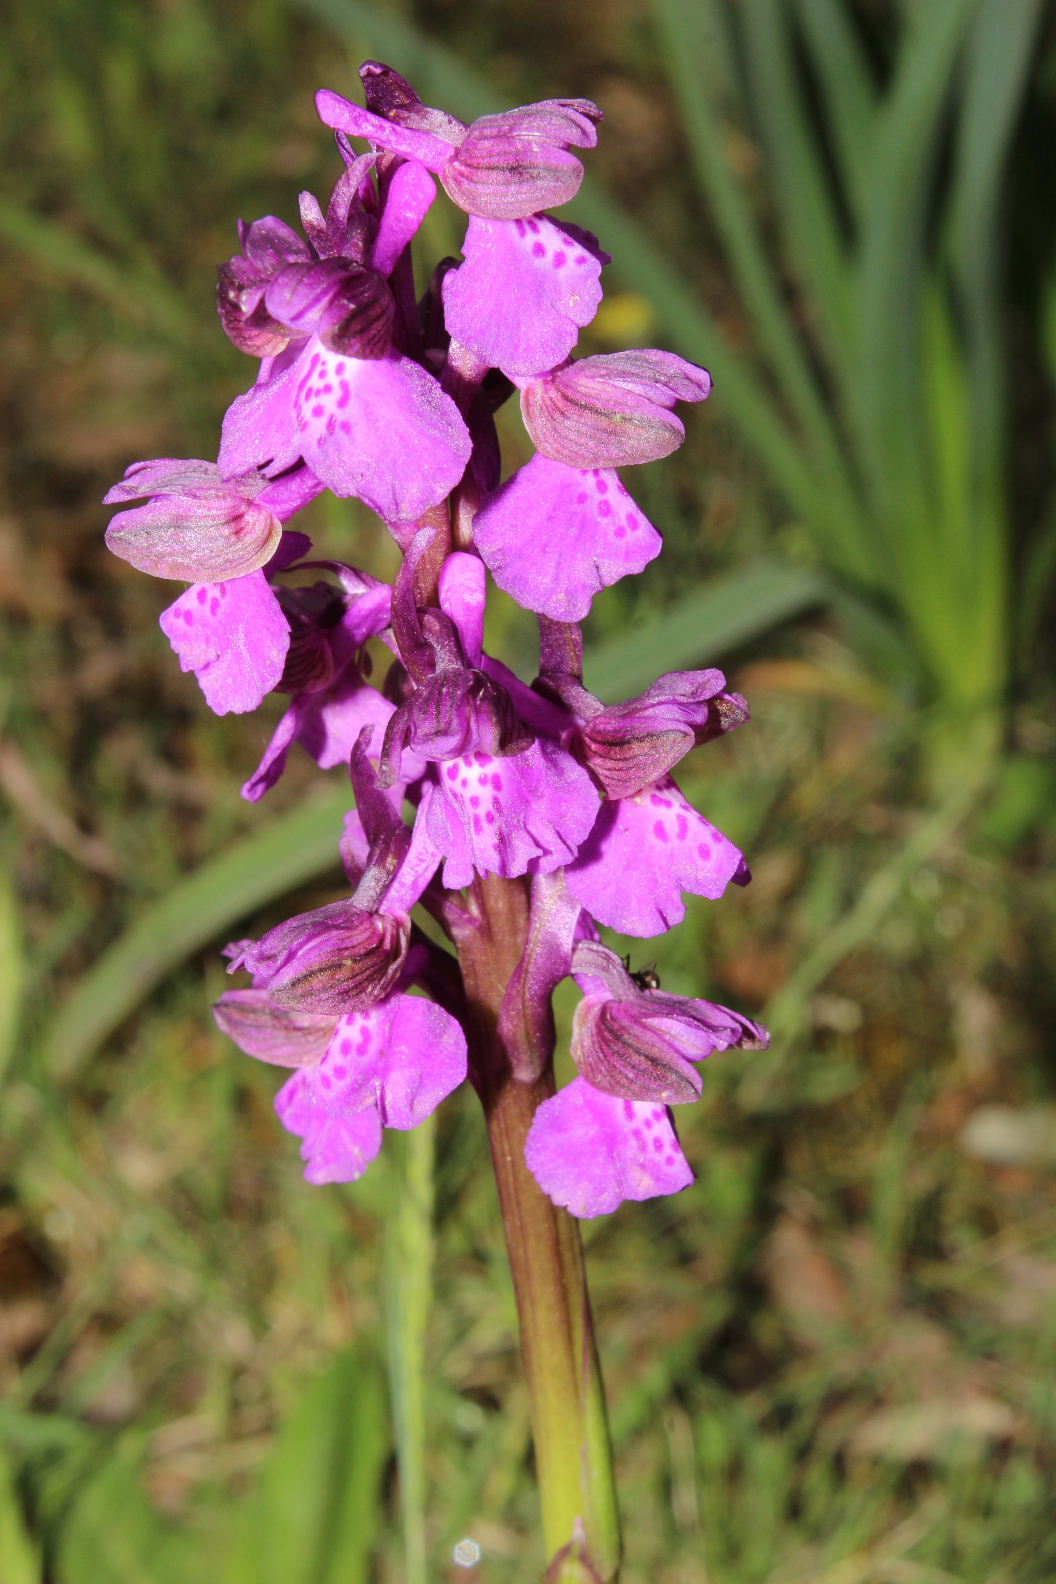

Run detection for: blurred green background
[[2, 0, 1055, 1579]]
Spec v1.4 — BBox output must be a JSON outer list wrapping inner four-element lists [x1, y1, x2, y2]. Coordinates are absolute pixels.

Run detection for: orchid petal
[[474, 456, 661, 620], [525, 1077, 693, 1217], [159, 571, 289, 716]]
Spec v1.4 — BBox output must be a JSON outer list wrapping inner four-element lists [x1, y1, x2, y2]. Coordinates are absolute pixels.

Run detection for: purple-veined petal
[[525, 1077, 693, 1218], [307, 993, 467, 1129], [105, 491, 283, 583], [213, 989, 335, 1066], [443, 215, 606, 378], [275, 1071, 383, 1184], [422, 738, 600, 889], [565, 775, 748, 936], [316, 89, 454, 169], [520, 350, 711, 469], [159, 571, 289, 716], [473, 456, 661, 621]]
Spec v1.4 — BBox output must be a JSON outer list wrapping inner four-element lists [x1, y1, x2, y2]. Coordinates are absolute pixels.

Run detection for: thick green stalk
[[456, 873, 621, 1581]]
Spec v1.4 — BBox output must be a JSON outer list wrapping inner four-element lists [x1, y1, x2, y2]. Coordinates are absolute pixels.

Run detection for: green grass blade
[[384, 1118, 437, 1584], [949, 0, 1043, 471], [586, 560, 828, 702], [0, 1438, 41, 1584], [0, 875, 24, 1088], [0, 198, 198, 347], [739, 0, 853, 362], [41, 786, 352, 1082], [855, 0, 976, 523], [794, 0, 877, 220], [651, 0, 868, 580], [233, 1350, 389, 1584]]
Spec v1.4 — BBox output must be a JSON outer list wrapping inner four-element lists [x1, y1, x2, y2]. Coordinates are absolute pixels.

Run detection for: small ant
[[622, 954, 661, 991]]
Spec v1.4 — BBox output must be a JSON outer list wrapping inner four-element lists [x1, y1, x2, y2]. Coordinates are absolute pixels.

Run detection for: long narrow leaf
[[0, 199, 198, 347], [949, 0, 1043, 475], [739, 0, 854, 366], [384, 1120, 437, 1584], [855, 0, 976, 525], [652, 0, 868, 581], [794, 0, 877, 221], [587, 560, 828, 702]]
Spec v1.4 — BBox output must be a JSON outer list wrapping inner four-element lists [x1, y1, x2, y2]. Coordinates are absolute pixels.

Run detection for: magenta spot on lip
[[307, 353, 320, 374], [485, 810, 495, 824], [654, 820, 669, 842], [697, 841, 712, 860], [515, 219, 527, 236], [460, 777, 469, 789], [446, 763, 459, 781], [475, 751, 492, 766], [209, 598, 220, 616], [614, 525, 626, 539], [643, 1113, 655, 1129], [320, 1074, 332, 1087], [574, 253, 586, 264], [627, 514, 640, 532], [623, 1100, 636, 1120], [653, 1135, 665, 1154], [676, 814, 688, 840], [333, 1064, 347, 1079], [552, 250, 566, 269], [469, 794, 480, 807], [491, 774, 503, 790], [575, 492, 588, 505], [182, 609, 193, 622], [532, 241, 546, 258], [196, 587, 208, 604], [337, 380, 351, 408], [319, 383, 332, 395], [596, 478, 609, 494], [473, 813, 483, 833], [334, 361, 346, 375], [598, 499, 612, 518], [631, 1127, 645, 1147], [340, 1039, 352, 1056], [311, 403, 325, 419], [527, 218, 540, 234], [339, 419, 352, 434]]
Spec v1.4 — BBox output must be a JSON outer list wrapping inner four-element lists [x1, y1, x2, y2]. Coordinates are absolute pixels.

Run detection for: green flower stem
[[456, 873, 621, 1581]]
